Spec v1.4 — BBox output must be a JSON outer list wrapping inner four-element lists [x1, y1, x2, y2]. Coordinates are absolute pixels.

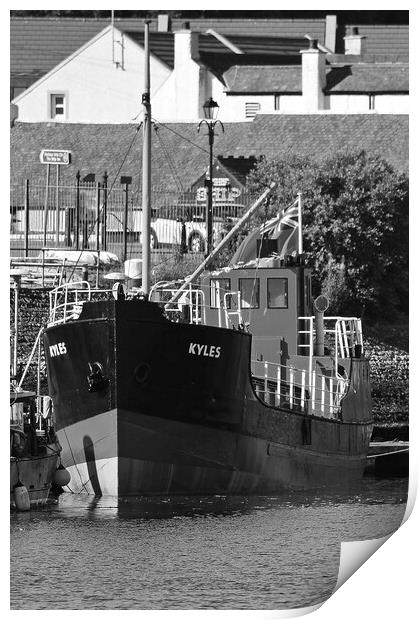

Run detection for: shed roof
[[224, 63, 409, 94]]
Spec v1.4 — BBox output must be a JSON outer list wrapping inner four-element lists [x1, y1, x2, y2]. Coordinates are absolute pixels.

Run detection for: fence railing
[[10, 180, 253, 262]]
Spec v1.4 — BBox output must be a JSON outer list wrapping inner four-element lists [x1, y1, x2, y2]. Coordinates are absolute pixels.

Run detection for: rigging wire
[[66, 123, 142, 281], [151, 117, 210, 156], [248, 195, 271, 326], [153, 123, 184, 193]]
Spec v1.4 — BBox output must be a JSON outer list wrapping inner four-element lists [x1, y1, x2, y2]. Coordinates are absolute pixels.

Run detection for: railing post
[[55, 164, 60, 247], [102, 171, 108, 251], [24, 179, 30, 257], [311, 369, 316, 413], [301, 369, 305, 411], [75, 171, 80, 250], [289, 367, 294, 408], [123, 182, 129, 262], [264, 362, 268, 404], [96, 182, 101, 252]]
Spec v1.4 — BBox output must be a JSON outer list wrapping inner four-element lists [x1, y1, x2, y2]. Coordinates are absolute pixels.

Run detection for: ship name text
[[188, 343, 221, 358], [49, 342, 67, 357]]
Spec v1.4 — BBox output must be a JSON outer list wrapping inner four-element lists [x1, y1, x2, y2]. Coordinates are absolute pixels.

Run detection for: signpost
[[39, 150, 71, 246], [39, 150, 71, 165]]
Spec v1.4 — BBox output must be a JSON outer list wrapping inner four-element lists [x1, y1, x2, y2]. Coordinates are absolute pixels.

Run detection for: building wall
[[329, 93, 408, 114], [14, 29, 171, 124], [215, 92, 408, 121]]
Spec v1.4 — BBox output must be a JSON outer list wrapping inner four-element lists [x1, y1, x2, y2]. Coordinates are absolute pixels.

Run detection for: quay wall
[[10, 288, 408, 424]]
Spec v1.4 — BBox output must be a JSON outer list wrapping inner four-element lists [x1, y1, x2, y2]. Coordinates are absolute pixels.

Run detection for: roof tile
[[10, 115, 408, 193]]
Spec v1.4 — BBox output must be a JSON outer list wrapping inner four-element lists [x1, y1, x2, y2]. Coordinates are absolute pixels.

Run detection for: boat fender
[[13, 482, 30, 511], [53, 464, 71, 487]]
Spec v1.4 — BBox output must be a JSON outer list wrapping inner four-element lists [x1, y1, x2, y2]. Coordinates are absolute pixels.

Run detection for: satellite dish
[[313, 295, 329, 313]]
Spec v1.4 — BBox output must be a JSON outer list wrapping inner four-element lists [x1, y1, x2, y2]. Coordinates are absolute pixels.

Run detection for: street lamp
[[198, 97, 224, 255]]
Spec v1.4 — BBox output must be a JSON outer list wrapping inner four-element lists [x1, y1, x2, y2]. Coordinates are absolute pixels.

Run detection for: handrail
[[298, 315, 363, 365], [251, 358, 348, 418], [48, 281, 92, 326]]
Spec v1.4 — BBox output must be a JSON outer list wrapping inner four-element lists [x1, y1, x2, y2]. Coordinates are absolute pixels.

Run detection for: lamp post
[[198, 98, 224, 256]]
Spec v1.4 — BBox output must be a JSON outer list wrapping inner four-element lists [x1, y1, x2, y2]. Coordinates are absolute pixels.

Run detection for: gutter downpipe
[[167, 182, 276, 306]]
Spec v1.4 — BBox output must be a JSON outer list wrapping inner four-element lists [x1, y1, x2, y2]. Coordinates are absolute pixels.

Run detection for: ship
[[41, 22, 373, 497], [10, 388, 62, 508]]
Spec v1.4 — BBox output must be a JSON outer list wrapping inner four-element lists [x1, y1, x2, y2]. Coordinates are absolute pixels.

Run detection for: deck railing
[[298, 316, 363, 367], [251, 359, 348, 418]]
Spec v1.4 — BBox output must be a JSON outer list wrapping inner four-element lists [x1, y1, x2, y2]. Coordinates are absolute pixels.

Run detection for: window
[[239, 278, 260, 308], [245, 102, 261, 119], [210, 278, 231, 309], [274, 94, 281, 111], [50, 93, 66, 119], [368, 94, 375, 110], [267, 278, 288, 308]]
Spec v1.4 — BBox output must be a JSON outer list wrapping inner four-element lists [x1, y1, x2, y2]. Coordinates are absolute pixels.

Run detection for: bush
[[247, 150, 409, 319]]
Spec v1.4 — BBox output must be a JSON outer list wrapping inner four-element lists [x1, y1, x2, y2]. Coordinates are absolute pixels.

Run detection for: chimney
[[300, 39, 326, 112], [344, 26, 367, 55], [157, 14, 170, 32], [174, 24, 201, 121], [325, 15, 337, 53]]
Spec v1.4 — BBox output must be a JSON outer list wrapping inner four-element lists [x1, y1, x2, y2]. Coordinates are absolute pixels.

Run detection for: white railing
[[48, 281, 92, 326], [298, 316, 363, 367], [251, 359, 348, 418], [223, 291, 243, 328], [150, 284, 206, 325]]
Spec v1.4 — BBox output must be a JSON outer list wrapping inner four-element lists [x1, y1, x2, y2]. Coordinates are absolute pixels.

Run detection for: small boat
[[10, 387, 62, 509], [40, 22, 373, 497]]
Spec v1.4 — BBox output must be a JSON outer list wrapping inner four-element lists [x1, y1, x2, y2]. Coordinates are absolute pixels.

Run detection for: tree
[[246, 151, 408, 319]]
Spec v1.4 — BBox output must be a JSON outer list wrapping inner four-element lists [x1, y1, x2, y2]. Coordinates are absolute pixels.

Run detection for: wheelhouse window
[[50, 93, 66, 119], [239, 278, 260, 308], [267, 278, 288, 308], [210, 278, 231, 309]]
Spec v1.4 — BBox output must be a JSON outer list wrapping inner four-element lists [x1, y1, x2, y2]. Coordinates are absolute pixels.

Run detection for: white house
[[12, 24, 408, 124]]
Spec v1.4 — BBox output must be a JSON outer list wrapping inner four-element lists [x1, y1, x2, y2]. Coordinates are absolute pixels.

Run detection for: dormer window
[[50, 93, 67, 120]]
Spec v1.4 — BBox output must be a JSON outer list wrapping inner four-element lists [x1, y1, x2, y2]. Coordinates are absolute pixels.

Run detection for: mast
[[141, 20, 152, 295]]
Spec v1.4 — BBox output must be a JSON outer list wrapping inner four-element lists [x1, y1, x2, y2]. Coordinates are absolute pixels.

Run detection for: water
[[10, 478, 407, 610]]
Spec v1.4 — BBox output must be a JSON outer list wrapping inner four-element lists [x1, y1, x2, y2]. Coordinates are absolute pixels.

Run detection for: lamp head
[[203, 97, 219, 121]]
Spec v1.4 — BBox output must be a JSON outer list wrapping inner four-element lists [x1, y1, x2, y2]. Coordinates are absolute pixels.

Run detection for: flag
[[230, 197, 301, 265], [270, 199, 300, 257]]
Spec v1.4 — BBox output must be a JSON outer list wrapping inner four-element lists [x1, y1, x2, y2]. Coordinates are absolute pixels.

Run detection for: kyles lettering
[[188, 343, 221, 358]]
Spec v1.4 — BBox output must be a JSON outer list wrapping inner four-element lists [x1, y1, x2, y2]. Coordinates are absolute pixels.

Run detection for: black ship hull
[[44, 298, 373, 496]]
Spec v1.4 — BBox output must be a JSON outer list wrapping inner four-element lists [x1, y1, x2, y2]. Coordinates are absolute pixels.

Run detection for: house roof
[[10, 115, 408, 193], [11, 15, 409, 85], [224, 66, 302, 93], [326, 63, 409, 93], [223, 62, 409, 94]]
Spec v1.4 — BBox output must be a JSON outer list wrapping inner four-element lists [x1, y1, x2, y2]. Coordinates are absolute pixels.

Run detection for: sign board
[[39, 149, 71, 165]]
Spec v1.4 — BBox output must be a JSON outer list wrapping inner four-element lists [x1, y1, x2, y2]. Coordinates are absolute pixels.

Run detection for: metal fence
[[10, 180, 253, 261]]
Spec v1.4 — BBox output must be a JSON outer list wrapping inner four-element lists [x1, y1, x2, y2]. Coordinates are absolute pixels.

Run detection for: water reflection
[[50, 477, 408, 521]]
